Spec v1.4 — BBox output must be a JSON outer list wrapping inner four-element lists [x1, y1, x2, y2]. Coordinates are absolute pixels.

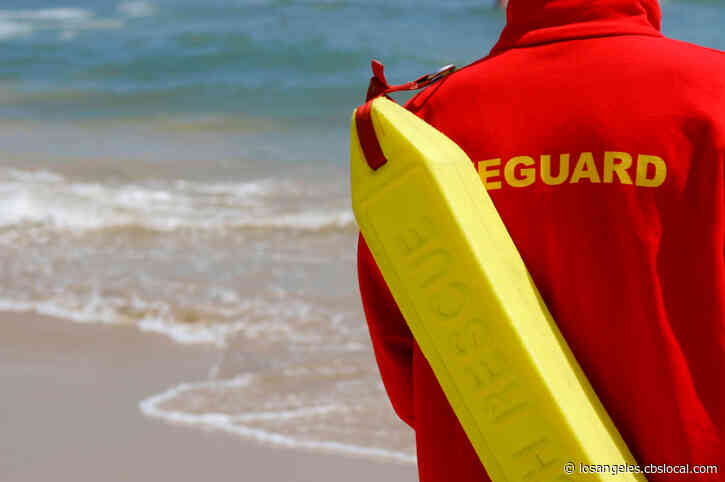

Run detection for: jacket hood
[[490, 0, 662, 55]]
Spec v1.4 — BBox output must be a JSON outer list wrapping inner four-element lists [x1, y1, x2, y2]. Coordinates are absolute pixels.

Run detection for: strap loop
[[365, 60, 456, 102], [356, 60, 456, 170]]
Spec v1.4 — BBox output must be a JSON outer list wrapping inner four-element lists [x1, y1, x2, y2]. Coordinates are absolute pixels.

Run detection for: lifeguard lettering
[[478, 152, 667, 190]]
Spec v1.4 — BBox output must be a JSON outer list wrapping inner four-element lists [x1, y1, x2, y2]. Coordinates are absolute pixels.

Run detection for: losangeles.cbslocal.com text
[[564, 462, 719, 476]]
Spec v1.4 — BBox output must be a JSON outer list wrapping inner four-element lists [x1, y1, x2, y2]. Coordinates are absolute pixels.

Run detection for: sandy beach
[[1, 3, 721, 482], [0, 312, 417, 482]]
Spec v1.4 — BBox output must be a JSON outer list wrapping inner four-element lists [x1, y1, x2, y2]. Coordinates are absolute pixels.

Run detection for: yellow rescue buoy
[[350, 97, 645, 481]]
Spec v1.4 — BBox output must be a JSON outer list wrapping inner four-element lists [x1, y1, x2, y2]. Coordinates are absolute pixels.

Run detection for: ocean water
[[1, 0, 723, 464]]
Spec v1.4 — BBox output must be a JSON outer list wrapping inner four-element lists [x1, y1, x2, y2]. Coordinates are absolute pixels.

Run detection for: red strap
[[355, 99, 388, 170], [365, 60, 390, 101], [355, 60, 456, 170]]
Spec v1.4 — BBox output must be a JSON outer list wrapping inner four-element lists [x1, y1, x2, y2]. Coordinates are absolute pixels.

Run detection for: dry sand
[[0, 312, 418, 482]]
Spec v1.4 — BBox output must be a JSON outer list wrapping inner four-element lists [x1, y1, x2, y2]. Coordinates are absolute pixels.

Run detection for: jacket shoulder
[[645, 37, 725, 83], [404, 58, 491, 116]]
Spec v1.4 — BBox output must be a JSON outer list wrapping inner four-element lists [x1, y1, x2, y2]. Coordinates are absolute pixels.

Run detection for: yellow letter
[[478, 159, 502, 190], [603, 152, 633, 184], [504, 156, 536, 188], [430, 282, 468, 318], [636, 155, 667, 187], [413, 249, 451, 289], [540, 154, 570, 186], [570, 152, 601, 184]]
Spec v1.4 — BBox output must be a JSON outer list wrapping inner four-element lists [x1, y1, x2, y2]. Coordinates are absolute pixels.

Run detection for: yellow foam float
[[351, 97, 644, 481]]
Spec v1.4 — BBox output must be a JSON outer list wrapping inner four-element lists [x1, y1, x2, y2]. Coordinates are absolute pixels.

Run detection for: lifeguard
[[477, 152, 667, 190]]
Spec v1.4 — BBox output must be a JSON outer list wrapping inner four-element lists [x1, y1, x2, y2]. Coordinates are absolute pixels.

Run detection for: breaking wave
[[0, 168, 355, 235]]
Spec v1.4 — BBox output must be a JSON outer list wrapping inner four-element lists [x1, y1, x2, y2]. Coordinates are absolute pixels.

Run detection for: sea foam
[[139, 374, 417, 464], [0, 20, 32, 40], [0, 168, 355, 234], [117, 1, 156, 18], [0, 8, 92, 22]]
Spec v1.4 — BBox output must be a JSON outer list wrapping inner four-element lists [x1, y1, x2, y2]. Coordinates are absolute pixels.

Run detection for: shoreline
[[0, 311, 417, 482]]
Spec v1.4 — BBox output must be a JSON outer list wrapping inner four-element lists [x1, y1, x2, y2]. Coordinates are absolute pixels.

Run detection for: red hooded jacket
[[357, 0, 725, 480]]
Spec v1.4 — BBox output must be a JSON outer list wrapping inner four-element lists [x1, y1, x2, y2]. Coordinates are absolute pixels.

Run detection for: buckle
[[414, 64, 456, 88]]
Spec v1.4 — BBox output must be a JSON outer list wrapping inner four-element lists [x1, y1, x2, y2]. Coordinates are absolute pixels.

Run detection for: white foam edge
[[117, 1, 155, 18], [137, 317, 246, 347], [0, 298, 243, 346], [139, 377, 417, 465], [0, 168, 355, 233], [0, 19, 32, 39], [0, 297, 121, 325], [0, 8, 92, 22]]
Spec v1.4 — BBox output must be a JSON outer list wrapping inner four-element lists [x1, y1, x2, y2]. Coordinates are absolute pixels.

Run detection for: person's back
[[357, 0, 725, 480]]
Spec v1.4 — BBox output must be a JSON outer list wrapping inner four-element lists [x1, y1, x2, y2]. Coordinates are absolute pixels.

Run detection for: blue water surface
[[0, 0, 722, 162]]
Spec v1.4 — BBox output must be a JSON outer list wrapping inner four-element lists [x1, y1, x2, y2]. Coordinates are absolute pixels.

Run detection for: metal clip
[[414, 64, 456, 88]]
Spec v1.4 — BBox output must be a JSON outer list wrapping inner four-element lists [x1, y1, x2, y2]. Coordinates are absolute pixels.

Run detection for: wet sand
[[0, 312, 418, 482]]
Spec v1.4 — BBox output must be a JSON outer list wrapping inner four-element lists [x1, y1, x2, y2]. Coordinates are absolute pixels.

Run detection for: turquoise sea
[[0, 0, 722, 163], [0, 0, 722, 463]]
